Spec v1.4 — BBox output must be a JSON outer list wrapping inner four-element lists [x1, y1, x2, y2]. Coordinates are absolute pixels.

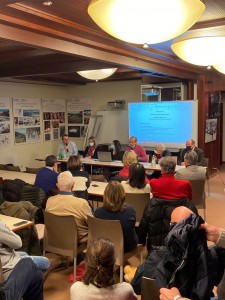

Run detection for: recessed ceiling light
[[43, 1, 52, 6]]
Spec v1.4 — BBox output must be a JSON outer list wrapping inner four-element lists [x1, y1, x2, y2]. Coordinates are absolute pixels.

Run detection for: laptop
[[97, 151, 112, 162]]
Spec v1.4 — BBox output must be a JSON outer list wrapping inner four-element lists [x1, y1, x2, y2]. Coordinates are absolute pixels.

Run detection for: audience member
[[119, 150, 137, 179], [159, 212, 225, 300], [57, 134, 78, 171], [175, 151, 206, 180], [45, 171, 93, 244], [83, 136, 96, 158], [178, 139, 206, 166], [110, 140, 123, 161], [0, 258, 43, 300], [67, 155, 90, 200], [126, 136, 147, 162], [34, 155, 58, 193], [121, 163, 152, 197], [0, 219, 50, 280], [150, 156, 192, 200], [70, 238, 137, 300], [94, 181, 138, 253], [148, 143, 172, 180]]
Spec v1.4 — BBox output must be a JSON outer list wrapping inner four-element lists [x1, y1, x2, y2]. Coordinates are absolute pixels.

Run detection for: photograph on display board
[[205, 118, 217, 143], [68, 111, 83, 124], [0, 99, 12, 147], [68, 126, 80, 137]]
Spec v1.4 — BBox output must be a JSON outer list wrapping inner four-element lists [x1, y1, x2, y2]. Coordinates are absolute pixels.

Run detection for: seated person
[[94, 181, 138, 253], [70, 238, 137, 300], [148, 143, 172, 180], [57, 134, 78, 172], [121, 163, 151, 197], [110, 139, 124, 161], [0, 258, 43, 300], [175, 151, 206, 180], [83, 136, 97, 158], [67, 155, 90, 200], [126, 136, 147, 162], [178, 139, 206, 166], [150, 156, 192, 200], [34, 155, 58, 193], [119, 150, 137, 180], [45, 171, 93, 244], [0, 219, 50, 280]]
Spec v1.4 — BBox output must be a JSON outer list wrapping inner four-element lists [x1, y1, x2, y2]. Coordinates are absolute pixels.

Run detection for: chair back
[[87, 216, 124, 265], [125, 193, 149, 223], [141, 277, 160, 300], [43, 211, 78, 257], [189, 179, 206, 219]]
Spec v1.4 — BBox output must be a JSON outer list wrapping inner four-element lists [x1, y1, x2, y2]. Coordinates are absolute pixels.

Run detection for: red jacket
[[150, 173, 192, 200]]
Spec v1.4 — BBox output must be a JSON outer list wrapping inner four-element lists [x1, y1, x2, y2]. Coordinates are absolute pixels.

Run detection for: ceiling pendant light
[[171, 36, 225, 66], [88, 0, 205, 45], [77, 68, 117, 81], [213, 62, 225, 75]]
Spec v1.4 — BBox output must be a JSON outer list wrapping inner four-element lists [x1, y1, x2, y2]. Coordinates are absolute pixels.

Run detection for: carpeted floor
[[44, 165, 225, 299]]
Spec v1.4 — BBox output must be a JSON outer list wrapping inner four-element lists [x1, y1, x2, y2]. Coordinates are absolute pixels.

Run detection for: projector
[[107, 100, 125, 110]]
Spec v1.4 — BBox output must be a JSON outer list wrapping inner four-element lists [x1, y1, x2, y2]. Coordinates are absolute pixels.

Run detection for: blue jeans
[[17, 251, 50, 271], [1, 258, 43, 300]]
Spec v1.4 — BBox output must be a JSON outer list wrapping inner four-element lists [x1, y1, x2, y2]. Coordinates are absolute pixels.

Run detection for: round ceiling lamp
[[213, 62, 225, 75], [77, 68, 117, 80], [88, 0, 205, 45], [171, 36, 225, 66]]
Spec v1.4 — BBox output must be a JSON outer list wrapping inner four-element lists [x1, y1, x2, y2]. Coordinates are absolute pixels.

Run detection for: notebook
[[97, 151, 112, 162]]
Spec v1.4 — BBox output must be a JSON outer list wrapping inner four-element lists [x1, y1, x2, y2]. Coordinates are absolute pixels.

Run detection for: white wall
[[0, 80, 142, 169]]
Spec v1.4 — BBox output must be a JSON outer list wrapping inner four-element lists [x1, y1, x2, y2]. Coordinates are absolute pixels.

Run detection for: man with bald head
[[175, 151, 206, 180], [178, 139, 206, 166]]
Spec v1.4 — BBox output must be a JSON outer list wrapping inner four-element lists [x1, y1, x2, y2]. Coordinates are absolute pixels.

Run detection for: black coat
[[138, 197, 198, 250]]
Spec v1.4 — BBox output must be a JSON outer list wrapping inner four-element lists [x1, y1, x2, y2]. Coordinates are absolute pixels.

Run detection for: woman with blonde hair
[[70, 238, 137, 299], [94, 181, 138, 253], [118, 150, 137, 179]]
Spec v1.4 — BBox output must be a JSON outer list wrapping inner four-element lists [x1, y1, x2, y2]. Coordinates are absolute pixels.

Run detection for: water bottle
[[59, 149, 64, 160], [151, 155, 156, 167]]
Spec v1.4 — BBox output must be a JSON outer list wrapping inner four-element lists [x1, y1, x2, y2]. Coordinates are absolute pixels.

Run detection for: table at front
[[0, 214, 34, 232], [0, 170, 35, 185], [88, 181, 108, 208]]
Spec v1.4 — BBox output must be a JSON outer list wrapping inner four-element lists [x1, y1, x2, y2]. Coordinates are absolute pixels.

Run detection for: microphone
[[65, 143, 69, 152], [212, 167, 225, 185]]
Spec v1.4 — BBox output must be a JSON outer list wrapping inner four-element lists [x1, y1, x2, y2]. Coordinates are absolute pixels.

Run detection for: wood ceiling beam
[[0, 23, 199, 80]]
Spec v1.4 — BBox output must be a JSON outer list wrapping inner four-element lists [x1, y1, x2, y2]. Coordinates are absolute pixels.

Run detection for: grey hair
[[184, 151, 198, 165], [155, 143, 166, 152], [57, 171, 73, 190], [159, 156, 176, 174]]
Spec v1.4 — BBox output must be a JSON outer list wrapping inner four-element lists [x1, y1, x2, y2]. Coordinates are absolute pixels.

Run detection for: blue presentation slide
[[128, 101, 196, 148]]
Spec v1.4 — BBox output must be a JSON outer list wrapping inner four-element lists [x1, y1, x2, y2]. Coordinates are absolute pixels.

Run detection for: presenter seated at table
[[67, 155, 91, 200], [126, 136, 147, 162], [148, 143, 172, 180], [57, 133, 78, 171], [83, 136, 97, 159], [150, 156, 192, 200], [121, 163, 151, 194], [94, 181, 138, 253], [118, 150, 137, 180], [175, 151, 206, 181], [110, 139, 124, 161], [34, 155, 59, 194], [178, 139, 206, 166]]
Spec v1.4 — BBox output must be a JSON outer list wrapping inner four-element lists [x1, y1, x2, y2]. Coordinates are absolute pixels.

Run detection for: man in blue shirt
[[34, 155, 59, 194], [57, 134, 78, 171]]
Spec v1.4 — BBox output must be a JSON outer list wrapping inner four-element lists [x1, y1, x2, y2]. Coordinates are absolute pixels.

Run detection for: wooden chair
[[87, 216, 143, 283], [141, 277, 160, 300], [125, 193, 150, 225], [5, 165, 21, 172], [43, 211, 87, 282], [189, 179, 206, 220]]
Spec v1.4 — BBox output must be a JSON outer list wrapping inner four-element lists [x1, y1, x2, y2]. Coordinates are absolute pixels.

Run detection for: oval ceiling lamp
[[171, 36, 225, 66], [77, 68, 117, 80], [88, 0, 205, 45], [213, 62, 225, 75]]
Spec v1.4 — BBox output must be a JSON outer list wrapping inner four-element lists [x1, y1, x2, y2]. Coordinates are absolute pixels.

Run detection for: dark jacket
[[132, 214, 224, 298], [178, 147, 206, 166], [138, 197, 198, 250]]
